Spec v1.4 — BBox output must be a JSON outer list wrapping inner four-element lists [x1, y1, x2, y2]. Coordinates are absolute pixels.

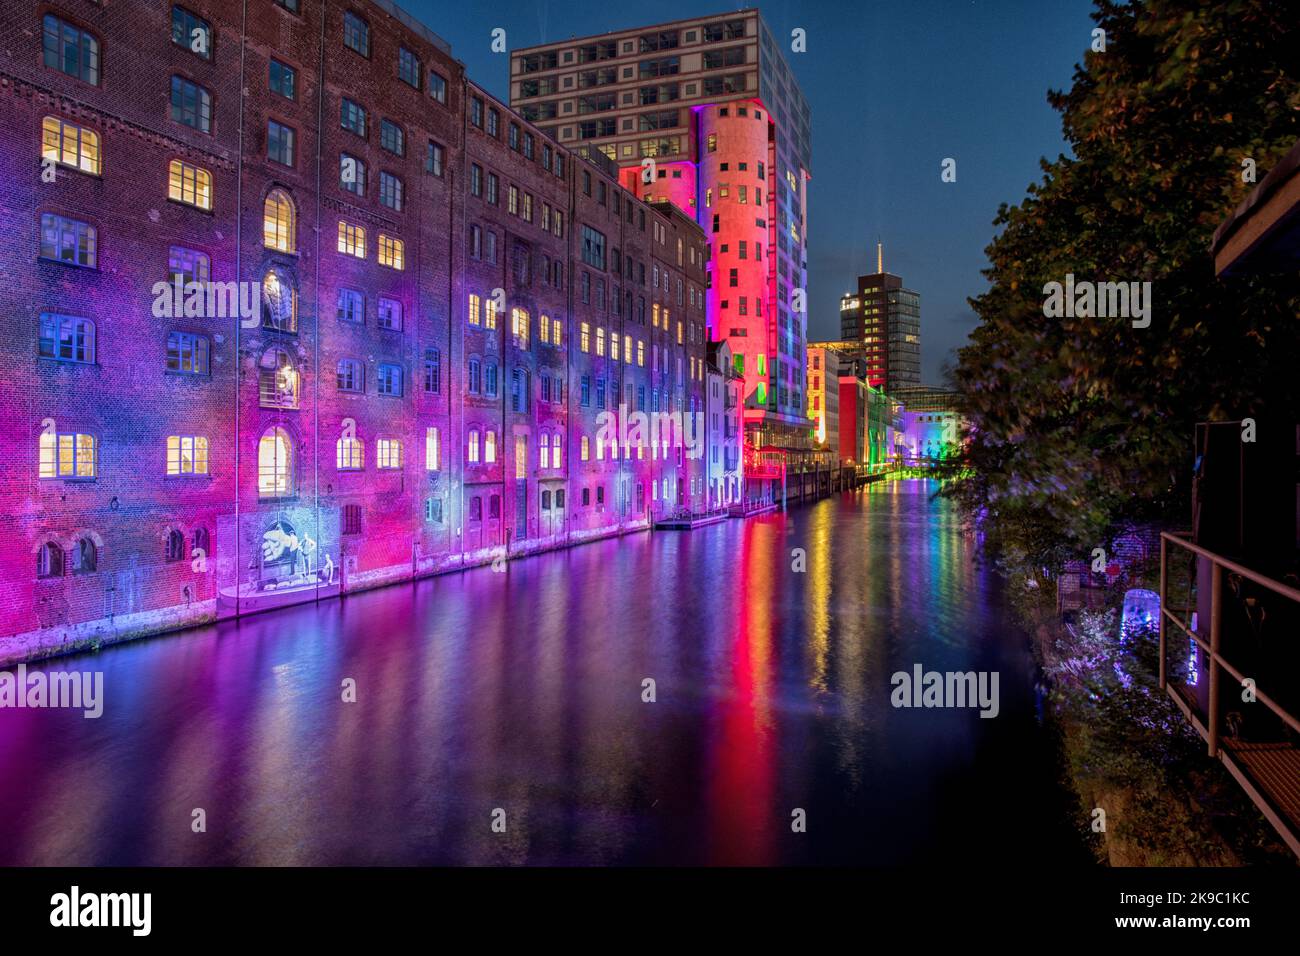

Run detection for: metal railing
[[1159, 531, 1300, 754]]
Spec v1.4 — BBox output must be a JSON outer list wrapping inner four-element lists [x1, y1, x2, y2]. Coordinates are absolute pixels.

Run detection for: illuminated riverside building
[[510, 9, 813, 473], [839, 247, 921, 393], [0, 0, 713, 655], [805, 343, 842, 459]]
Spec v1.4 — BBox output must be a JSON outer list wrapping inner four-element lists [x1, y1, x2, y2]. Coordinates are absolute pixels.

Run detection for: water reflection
[[0, 480, 1084, 866]]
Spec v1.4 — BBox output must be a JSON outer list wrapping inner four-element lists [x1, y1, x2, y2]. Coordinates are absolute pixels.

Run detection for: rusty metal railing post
[[1208, 560, 1223, 758], [1158, 535, 1168, 691]]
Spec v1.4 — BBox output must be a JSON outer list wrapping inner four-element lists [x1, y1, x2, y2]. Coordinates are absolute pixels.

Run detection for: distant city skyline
[[409, 0, 1095, 384]]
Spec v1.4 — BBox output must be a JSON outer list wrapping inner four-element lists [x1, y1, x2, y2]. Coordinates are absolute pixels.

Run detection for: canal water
[[0, 479, 1087, 865]]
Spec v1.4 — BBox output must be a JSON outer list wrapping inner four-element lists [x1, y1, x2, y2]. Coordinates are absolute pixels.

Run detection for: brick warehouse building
[[509, 10, 812, 501], [0, 0, 713, 659]]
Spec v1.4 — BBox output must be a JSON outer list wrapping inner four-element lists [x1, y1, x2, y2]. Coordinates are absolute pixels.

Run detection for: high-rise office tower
[[839, 245, 920, 392], [511, 10, 812, 448]]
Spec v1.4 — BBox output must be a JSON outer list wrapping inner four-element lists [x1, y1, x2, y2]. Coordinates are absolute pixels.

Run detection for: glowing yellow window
[[166, 435, 209, 475], [42, 116, 100, 175], [39, 432, 96, 478], [168, 159, 212, 210], [337, 221, 366, 258], [468, 294, 481, 326], [378, 233, 404, 270], [263, 188, 295, 252]]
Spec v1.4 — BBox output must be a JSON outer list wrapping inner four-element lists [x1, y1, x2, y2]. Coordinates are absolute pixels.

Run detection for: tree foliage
[[952, 0, 1300, 574]]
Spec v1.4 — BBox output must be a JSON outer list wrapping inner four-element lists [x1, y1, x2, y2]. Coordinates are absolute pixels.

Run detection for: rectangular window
[[340, 153, 366, 194], [379, 171, 403, 211], [340, 97, 367, 137], [377, 364, 403, 396], [39, 213, 96, 267], [377, 439, 402, 469], [267, 120, 295, 166], [470, 164, 483, 196], [168, 159, 213, 210], [166, 331, 210, 373], [41, 116, 100, 175], [343, 11, 370, 57], [166, 435, 209, 475], [343, 505, 363, 534], [378, 234, 404, 270], [337, 288, 364, 324], [269, 59, 296, 99], [170, 76, 212, 133], [378, 296, 403, 331], [429, 71, 447, 104], [38, 313, 95, 364], [398, 47, 421, 89], [171, 7, 211, 60], [581, 226, 606, 269], [43, 14, 99, 85], [337, 359, 363, 392], [39, 433, 96, 479], [424, 348, 441, 393], [380, 119, 405, 156], [425, 427, 441, 471], [426, 141, 444, 177], [338, 221, 366, 258], [425, 498, 443, 523]]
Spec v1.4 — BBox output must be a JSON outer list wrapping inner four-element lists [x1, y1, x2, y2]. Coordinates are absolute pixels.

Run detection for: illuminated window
[[261, 266, 296, 331], [512, 307, 529, 347], [263, 189, 295, 252], [484, 298, 498, 329], [425, 427, 441, 471], [610, 332, 620, 362], [258, 347, 299, 408], [166, 435, 209, 475], [468, 293, 481, 326], [468, 429, 480, 463], [336, 436, 364, 470], [377, 438, 403, 469], [484, 431, 497, 463], [637, 340, 645, 366], [552, 434, 563, 469], [596, 326, 606, 356], [338, 221, 366, 258], [378, 234, 404, 269], [258, 428, 292, 497], [42, 116, 100, 174], [38, 432, 96, 479], [580, 322, 590, 352], [540, 433, 551, 469], [168, 159, 212, 210], [581, 435, 590, 461]]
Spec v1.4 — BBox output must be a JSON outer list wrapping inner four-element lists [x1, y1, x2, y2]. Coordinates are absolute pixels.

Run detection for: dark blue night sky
[[400, 0, 1096, 384]]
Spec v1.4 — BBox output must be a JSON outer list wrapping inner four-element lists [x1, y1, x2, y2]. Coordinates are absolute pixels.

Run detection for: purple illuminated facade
[[0, 0, 717, 661]]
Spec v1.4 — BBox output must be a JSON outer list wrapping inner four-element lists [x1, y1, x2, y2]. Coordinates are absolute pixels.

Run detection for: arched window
[[539, 431, 551, 469], [467, 429, 480, 463], [263, 188, 296, 252], [193, 527, 210, 559], [552, 433, 563, 469], [258, 427, 293, 497], [336, 436, 364, 470], [258, 347, 299, 408], [261, 265, 297, 331], [71, 537, 96, 573], [484, 430, 497, 464], [165, 528, 185, 562], [37, 541, 64, 578]]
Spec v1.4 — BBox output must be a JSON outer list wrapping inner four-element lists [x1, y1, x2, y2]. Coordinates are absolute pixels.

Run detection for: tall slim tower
[[839, 247, 920, 392], [510, 10, 812, 448]]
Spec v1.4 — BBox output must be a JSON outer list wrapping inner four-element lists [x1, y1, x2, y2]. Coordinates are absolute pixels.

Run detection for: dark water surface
[[0, 480, 1087, 865]]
